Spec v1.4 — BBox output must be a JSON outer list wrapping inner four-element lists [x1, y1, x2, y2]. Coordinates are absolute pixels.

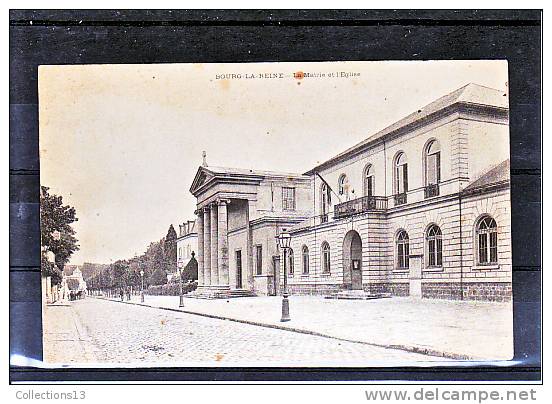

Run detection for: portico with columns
[[189, 164, 312, 298], [194, 199, 231, 291]]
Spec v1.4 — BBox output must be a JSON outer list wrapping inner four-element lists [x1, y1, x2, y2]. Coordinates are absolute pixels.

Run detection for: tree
[[111, 260, 129, 289], [145, 240, 165, 286], [40, 186, 79, 284], [149, 266, 168, 286], [163, 224, 177, 274]]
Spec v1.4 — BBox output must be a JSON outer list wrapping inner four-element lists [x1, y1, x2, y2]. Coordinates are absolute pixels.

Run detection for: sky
[[39, 60, 508, 265]]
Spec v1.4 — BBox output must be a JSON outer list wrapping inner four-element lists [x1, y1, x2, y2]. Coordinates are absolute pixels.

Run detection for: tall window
[[338, 174, 348, 196], [287, 248, 294, 276], [255, 245, 263, 275], [425, 140, 441, 185], [364, 164, 374, 197], [426, 225, 443, 267], [396, 230, 409, 269], [321, 242, 331, 274], [394, 153, 408, 194], [477, 216, 498, 265], [320, 183, 331, 223], [282, 187, 296, 210], [302, 245, 310, 274]]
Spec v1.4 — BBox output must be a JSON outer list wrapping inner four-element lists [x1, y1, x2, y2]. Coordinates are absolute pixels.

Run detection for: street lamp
[[140, 269, 145, 303], [178, 262, 184, 307], [275, 230, 292, 322]]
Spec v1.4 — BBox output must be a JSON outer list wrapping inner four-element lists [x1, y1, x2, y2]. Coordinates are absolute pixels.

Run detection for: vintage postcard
[[39, 60, 512, 367]]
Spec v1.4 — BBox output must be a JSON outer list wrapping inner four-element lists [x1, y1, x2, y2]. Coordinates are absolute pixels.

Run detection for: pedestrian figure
[[126, 287, 131, 301], [120, 288, 124, 301]]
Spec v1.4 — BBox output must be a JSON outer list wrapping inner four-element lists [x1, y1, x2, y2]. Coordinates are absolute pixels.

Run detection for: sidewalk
[[43, 302, 99, 364], [101, 294, 513, 360]]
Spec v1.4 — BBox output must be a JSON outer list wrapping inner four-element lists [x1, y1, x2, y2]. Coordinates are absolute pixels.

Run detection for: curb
[[92, 296, 473, 361]]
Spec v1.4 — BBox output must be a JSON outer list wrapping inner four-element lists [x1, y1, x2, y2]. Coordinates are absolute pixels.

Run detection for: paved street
[[44, 297, 445, 366], [120, 294, 513, 360]]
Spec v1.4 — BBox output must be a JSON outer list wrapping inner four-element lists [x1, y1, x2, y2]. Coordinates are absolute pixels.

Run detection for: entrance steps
[[324, 289, 391, 300], [188, 287, 257, 300]]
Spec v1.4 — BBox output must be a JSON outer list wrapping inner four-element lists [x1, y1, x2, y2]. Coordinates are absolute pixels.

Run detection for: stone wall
[[285, 283, 342, 296], [368, 282, 409, 296]]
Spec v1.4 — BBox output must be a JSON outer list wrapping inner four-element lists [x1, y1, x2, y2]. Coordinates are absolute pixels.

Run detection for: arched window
[[477, 216, 498, 265], [426, 224, 443, 267], [394, 153, 408, 194], [396, 230, 409, 269], [320, 183, 331, 223], [425, 140, 441, 185], [338, 174, 348, 196], [321, 242, 331, 274], [287, 248, 294, 276], [364, 164, 374, 197], [302, 245, 310, 274]]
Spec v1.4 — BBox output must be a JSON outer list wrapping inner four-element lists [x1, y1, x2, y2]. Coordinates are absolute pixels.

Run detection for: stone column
[[203, 206, 211, 286], [217, 199, 230, 287], [210, 203, 219, 286], [195, 210, 204, 287]]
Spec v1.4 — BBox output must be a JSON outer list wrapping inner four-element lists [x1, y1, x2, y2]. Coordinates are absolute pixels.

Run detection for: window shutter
[[403, 164, 408, 192]]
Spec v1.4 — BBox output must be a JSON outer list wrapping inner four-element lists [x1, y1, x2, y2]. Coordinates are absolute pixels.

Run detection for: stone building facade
[[176, 220, 197, 270], [285, 83, 511, 301], [189, 83, 512, 301], [189, 166, 311, 297]]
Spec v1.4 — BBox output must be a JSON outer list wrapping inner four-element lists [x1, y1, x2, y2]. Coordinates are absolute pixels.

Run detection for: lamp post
[[140, 269, 145, 303], [275, 231, 292, 322], [178, 262, 184, 307]]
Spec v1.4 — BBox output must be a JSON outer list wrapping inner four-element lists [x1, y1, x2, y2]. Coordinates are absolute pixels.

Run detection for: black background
[[9, 9, 542, 382]]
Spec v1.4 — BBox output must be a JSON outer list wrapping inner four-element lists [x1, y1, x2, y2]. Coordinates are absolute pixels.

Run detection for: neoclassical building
[[189, 165, 311, 297], [190, 83, 511, 301]]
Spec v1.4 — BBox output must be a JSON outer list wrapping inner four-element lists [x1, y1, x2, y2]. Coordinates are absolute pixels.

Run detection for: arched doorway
[[342, 230, 363, 290]]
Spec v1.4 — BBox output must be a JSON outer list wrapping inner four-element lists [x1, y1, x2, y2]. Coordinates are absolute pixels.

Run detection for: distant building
[[176, 220, 198, 276], [65, 267, 87, 294]]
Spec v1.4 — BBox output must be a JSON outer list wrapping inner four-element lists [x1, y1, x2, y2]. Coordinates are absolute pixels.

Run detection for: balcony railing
[[334, 195, 387, 219], [394, 192, 407, 206], [424, 183, 440, 199]]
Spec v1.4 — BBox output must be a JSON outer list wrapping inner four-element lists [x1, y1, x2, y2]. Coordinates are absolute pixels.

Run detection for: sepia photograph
[[38, 60, 512, 367]]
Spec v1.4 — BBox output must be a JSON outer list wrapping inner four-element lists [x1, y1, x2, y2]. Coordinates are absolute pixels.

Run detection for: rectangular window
[[427, 154, 437, 184], [323, 252, 330, 273], [282, 187, 296, 210], [396, 165, 408, 193], [302, 252, 309, 274], [479, 233, 488, 264], [398, 244, 404, 268], [255, 245, 263, 275], [365, 176, 373, 197], [405, 242, 409, 268], [396, 167, 403, 193], [288, 253, 294, 275], [490, 232, 498, 263], [428, 239, 435, 266], [403, 164, 408, 192], [437, 238, 443, 266]]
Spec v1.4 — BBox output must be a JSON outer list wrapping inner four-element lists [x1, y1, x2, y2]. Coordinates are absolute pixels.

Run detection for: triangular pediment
[[189, 166, 215, 195]]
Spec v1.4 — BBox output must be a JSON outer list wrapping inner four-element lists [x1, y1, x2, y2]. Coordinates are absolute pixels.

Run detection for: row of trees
[[39, 185, 189, 292], [86, 225, 181, 292]]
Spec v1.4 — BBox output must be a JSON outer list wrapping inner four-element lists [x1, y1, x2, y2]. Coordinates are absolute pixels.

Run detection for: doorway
[[342, 230, 363, 290]]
